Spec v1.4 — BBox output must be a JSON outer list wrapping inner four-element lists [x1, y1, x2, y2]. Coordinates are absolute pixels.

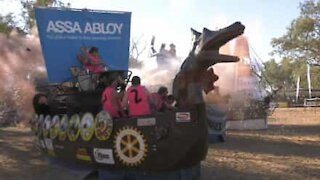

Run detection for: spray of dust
[[130, 53, 183, 94], [131, 35, 261, 103], [0, 27, 47, 125], [203, 35, 265, 104]]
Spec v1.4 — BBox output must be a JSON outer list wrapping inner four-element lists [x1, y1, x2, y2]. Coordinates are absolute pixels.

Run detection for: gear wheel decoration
[[37, 114, 44, 137], [95, 111, 113, 141], [42, 115, 51, 137], [50, 115, 60, 139], [67, 114, 80, 141], [80, 112, 95, 141], [114, 127, 148, 166], [58, 115, 68, 141]]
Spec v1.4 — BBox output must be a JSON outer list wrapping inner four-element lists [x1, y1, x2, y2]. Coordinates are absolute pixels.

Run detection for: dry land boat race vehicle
[[30, 7, 245, 179]]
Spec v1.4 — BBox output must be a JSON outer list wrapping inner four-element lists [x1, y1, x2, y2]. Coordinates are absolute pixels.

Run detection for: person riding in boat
[[165, 94, 176, 108], [122, 76, 152, 117], [78, 46, 107, 74], [151, 86, 175, 112], [102, 76, 125, 118]]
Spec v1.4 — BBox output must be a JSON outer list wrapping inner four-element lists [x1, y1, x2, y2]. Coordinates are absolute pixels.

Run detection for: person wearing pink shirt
[[102, 78, 125, 118], [122, 76, 152, 117], [151, 86, 175, 112], [79, 46, 107, 74]]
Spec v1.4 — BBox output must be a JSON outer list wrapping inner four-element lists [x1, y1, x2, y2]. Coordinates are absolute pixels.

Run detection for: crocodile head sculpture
[[172, 22, 245, 107]]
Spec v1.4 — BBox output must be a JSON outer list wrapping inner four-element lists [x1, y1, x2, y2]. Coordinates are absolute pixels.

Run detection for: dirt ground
[[202, 119, 320, 180], [0, 118, 319, 180]]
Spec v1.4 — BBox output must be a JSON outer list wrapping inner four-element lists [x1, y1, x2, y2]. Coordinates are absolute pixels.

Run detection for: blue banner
[[35, 8, 131, 83]]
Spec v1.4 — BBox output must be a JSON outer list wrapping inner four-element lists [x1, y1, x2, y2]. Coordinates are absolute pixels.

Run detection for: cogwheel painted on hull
[[114, 127, 148, 166]]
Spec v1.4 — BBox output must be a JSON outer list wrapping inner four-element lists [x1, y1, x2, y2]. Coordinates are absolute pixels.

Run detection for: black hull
[[35, 93, 208, 171]]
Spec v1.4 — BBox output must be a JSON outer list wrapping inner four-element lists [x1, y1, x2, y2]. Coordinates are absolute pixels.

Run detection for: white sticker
[[54, 145, 64, 150], [44, 138, 53, 151], [176, 112, 191, 122], [137, 118, 156, 126], [93, 148, 115, 164]]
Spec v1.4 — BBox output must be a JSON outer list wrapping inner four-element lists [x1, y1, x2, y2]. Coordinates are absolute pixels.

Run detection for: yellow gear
[[114, 127, 148, 166]]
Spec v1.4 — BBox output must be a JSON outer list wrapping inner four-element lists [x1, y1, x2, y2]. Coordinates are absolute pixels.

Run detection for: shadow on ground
[[202, 123, 320, 180], [0, 127, 82, 180]]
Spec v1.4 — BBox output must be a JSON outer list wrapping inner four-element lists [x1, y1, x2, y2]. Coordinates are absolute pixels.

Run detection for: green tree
[[262, 57, 320, 91], [269, 0, 320, 90], [262, 58, 295, 90], [0, 0, 67, 34], [22, 0, 68, 33], [272, 0, 320, 64], [0, 14, 14, 35]]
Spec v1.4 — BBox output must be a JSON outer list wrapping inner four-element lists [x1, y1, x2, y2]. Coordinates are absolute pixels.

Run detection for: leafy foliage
[[265, 0, 320, 90], [271, 0, 320, 64], [0, 14, 15, 35], [0, 0, 68, 34]]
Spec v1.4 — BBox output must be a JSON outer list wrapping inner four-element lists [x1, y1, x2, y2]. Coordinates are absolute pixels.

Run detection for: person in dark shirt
[[166, 94, 176, 108]]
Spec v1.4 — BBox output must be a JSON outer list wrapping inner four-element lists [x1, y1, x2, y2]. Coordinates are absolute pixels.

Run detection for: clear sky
[[1, 0, 303, 62]]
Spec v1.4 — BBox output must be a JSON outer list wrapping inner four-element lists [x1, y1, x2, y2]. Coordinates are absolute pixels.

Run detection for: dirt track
[[0, 118, 319, 180], [202, 122, 320, 180]]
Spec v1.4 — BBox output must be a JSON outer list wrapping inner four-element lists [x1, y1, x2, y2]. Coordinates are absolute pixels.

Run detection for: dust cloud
[[204, 35, 266, 105], [0, 28, 47, 125]]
